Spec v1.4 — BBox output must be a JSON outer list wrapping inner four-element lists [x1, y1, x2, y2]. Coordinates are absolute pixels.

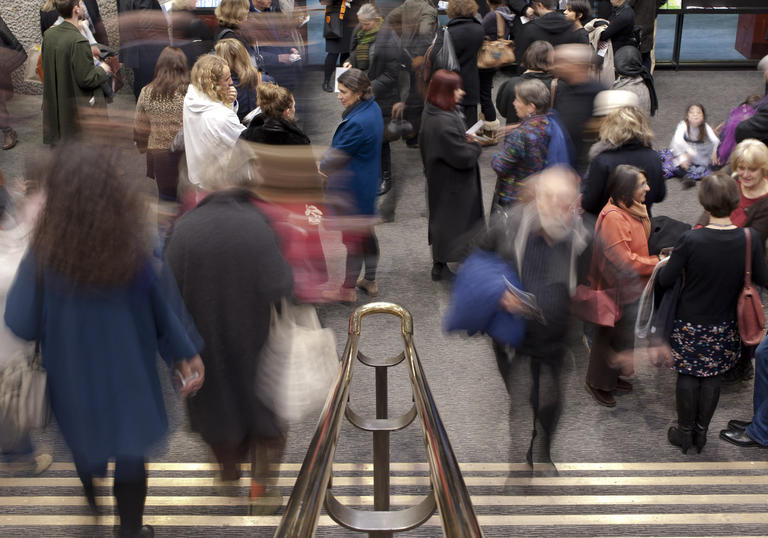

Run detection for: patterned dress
[[490, 114, 550, 210]]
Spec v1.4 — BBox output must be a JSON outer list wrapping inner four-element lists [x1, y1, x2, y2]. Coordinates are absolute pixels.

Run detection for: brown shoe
[[585, 382, 616, 407], [614, 378, 633, 394], [320, 287, 356, 304], [2, 129, 17, 150], [356, 278, 378, 297]]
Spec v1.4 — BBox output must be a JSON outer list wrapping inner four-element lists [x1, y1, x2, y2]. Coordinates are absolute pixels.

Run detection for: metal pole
[[371, 365, 392, 538]]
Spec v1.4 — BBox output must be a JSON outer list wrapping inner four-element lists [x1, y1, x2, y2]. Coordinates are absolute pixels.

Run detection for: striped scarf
[[354, 21, 381, 71]]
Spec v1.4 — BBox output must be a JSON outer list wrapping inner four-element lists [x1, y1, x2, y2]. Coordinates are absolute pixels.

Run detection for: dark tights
[[75, 456, 146, 533], [342, 230, 379, 288], [675, 372, 722, 431], [324, 52, 350, 83]]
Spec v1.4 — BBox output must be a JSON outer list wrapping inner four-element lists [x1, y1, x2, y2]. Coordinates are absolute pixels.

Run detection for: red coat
[[590, 202, 660, 304]]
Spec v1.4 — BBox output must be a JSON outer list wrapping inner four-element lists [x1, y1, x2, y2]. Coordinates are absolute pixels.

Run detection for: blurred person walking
[[660, 173, 768, 453], [419, 69, 485, 281], [584, 164, 661, 407], [134, 46, 190, 201], [215, 39, 262, 121], [320, 68, 383, 302], [4, 142, 204, 538], [41, 0, 111, 145], [442, 0, 484, 128], [0, 15, 26, 150], [479, 167, 588, 472], [386, 0, 438, 148], [581, 105, 664, 217], [345, 3, 406, 213], [182, 54, 245, 201], [165, 154, 293, 512], [169, 0, 214, 66], [490, 78, 553, 212]]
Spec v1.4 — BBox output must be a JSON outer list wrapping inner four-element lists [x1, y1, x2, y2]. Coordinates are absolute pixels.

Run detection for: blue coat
[[4, 254, 201, 471], [324, 98, 383, 216]]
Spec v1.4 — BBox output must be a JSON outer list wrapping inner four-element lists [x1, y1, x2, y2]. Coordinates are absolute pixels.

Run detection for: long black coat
[[419, 103, 485, 262], [349, 24, 403, 117], [165, 188, 294, 444], [581, 139, 666, 217], [446, 17, 484, 106]]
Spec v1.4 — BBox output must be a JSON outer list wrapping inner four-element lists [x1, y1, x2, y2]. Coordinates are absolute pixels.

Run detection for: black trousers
[[75, 456, 146, 532], [323, 52, 350, 83], [478, 69, 497, 122], [675, 372, 722, 430], [342, 229, 379, 287]]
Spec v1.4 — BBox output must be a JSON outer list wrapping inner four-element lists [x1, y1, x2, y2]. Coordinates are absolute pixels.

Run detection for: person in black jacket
[[495, 40, 554, 125], [581, 105, 665, 217], [170, 0, 214, 67], [322, 0, 363, 92], [599, 0, 636, 53], [514, 0, 587, 68], [242, 82, 310, 145], [445, 0, 485, 128], [0, 14, 25, 150], [735, 56, 768, 147]]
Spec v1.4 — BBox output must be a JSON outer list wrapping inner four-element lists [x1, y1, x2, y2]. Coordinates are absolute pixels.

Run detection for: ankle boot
[[668, 425, 694, 454], [693, 423, 707, 453]]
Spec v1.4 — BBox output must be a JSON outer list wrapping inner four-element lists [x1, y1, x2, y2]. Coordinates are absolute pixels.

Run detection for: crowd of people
[[3, 0, 768, 535]]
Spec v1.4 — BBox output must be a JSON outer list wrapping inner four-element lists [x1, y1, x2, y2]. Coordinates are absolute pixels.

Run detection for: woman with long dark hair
[[4, 141, 204, 538], [419, 69, 485, 281], [134, 46, 190, 201]]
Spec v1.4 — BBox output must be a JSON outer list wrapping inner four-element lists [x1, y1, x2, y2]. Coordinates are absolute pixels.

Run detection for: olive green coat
[[41, 21, 109, 144]]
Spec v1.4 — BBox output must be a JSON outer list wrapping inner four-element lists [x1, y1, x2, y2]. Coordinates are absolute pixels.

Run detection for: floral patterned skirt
[[670, 319, 740, 377]]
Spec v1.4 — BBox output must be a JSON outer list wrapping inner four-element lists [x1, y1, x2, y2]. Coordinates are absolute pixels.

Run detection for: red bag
[[737, 228, 765, 346], [572, 285, 620, 327]]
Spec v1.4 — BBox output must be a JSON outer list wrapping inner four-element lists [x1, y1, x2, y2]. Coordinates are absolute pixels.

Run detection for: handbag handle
[[496, 12, 504, 40], [744, 227, 753, 288]]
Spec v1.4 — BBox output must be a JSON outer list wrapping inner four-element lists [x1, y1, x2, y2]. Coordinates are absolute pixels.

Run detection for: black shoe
[[693, 423, 707, 454], [119, 525, 154, 538], [727, 419, 751, 432], [719, 428, 764, 448], [322, 80, 334, 93], [668, 425, 694, 454], [378, 174, 392, 196], [431, 262, 455, 281]]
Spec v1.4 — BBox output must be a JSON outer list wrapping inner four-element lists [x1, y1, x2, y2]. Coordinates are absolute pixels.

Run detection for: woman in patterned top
[[134, 46, 189, 201], [490, 78, 551, 213]]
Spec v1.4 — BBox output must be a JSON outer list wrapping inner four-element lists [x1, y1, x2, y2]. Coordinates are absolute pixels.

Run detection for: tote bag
[[256, 299, 340, 423], [0, 349, 49, 435]]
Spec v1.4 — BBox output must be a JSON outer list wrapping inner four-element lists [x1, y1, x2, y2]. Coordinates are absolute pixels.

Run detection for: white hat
[[759, 55, 768, 73], [592, 90, 640, 116]]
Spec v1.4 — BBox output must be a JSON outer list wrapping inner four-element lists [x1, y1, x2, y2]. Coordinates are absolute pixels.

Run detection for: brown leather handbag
[[737, 228, 765, 346], [477, 13, 515, 69]]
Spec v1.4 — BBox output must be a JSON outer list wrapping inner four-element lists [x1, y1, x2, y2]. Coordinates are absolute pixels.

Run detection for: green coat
[[42, 21, 109, 144]]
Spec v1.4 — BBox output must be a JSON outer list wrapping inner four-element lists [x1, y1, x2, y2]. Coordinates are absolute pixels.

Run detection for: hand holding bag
[[738, 228, 765, 346], [477, 13, 515, 69], [256, 299, 340, 423]]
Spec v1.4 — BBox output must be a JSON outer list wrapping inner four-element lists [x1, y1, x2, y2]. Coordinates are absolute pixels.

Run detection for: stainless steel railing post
[[372, 364, 392, 538]]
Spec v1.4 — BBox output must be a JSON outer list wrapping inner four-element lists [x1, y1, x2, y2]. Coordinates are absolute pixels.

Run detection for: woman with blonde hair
[[214, 0, 252, 51], [183, 54, 245, 195], [242, 83, 309, 145], [581, 105, 665, 217], [215, 39, 261, 120]]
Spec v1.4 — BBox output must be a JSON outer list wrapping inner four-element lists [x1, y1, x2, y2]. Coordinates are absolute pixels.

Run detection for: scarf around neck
[[615, 199, 651, 238]]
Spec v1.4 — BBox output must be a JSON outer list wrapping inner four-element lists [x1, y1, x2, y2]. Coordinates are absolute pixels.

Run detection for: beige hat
[[759, 55, 768, 73], [592, 90, 640, 116]]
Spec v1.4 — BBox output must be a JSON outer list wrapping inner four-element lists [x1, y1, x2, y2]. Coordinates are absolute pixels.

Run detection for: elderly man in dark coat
[[165, 182, 293, 504], [41, 0, 111, 145]]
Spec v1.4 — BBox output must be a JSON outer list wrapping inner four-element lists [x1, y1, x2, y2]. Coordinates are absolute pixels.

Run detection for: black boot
[[668, 425, 694, 454], [322, 79, 334, 93], [378, 171, 392, 196], [693, 423, 707, 454]]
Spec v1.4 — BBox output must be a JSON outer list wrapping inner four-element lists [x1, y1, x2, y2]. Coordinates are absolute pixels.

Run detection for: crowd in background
[[3, 0, 768, 535]]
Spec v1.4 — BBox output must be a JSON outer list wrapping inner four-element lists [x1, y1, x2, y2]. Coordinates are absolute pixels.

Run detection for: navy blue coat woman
[[4, 254, 201, 471]]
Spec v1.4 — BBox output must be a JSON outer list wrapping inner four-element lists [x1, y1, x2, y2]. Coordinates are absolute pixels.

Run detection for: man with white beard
[[477, 166, 588, 474]]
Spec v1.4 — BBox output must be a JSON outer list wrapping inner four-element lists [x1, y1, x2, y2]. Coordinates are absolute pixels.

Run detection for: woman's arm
[[491, 129, 525, 178], [599, 212, 660, 278]]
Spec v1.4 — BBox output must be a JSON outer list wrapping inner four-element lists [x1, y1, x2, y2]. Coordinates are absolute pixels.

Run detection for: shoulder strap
[[745, 227, 753, 287], [550, 78, 558, 109], [496, 12, 504, 40]]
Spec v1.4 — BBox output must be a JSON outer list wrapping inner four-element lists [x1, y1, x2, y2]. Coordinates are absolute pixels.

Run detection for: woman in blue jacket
[[321, 68, 384, 302]]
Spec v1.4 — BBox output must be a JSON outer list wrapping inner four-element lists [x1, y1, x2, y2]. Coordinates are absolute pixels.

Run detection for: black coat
[[735, 96, 768, 147], [514, 11, 588, 65], [446, 17, 484, 106], [165, 188, 293, 443], [582, 139, 666, 217], [171, 9, 214, 67], [0, 15, 25, 94], [349, 24, 403, 116], [601, 2, 636, 52], [419, 103, 485, 262], [553, 79, 605, 172], [242, 115, 311, 145], [495, 71, 554, 123]]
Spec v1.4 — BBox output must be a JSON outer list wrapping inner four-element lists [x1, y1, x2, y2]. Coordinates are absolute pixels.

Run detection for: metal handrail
[[274, 302, 483, 537]]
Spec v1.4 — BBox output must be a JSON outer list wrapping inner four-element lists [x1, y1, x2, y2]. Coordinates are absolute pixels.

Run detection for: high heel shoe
[[693, 423, 707, 454], [668, 425, 694, 454]]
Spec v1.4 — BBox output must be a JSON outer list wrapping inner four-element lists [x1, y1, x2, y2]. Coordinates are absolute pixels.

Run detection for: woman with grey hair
[[490, 78, 553, 212]]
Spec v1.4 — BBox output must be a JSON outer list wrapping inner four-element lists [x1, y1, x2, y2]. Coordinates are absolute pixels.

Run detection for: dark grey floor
[[2, 67, 768, 536]]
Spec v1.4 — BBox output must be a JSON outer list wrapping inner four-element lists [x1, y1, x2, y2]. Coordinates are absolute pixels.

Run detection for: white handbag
[[256, 299, 340, 423], [0, 348, 50, 434]]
